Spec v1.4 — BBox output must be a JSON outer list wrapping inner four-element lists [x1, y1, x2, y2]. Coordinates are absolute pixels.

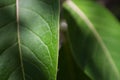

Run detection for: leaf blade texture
[[0, 0, 59, 80], [64, 0, 120, 80]]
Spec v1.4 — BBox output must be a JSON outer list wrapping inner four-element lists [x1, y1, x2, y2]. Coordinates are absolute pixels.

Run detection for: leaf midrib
[[16, 0, 25, 80], [64, 0, 120, 77]]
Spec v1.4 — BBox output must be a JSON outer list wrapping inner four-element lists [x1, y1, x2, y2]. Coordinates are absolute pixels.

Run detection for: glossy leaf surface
[[64, 0, 120, 80], [0, 0, 59, 80]]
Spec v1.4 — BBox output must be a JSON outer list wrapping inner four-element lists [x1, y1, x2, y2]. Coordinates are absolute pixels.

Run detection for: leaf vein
[[20, 7, 52, 34], [21, 44, 50, 76], [0, 43, 17, 55], [65, 0, 120, 76], [0, 3, 15, 9], [21, 26, 53, 68], [0, 21, 15, 30]]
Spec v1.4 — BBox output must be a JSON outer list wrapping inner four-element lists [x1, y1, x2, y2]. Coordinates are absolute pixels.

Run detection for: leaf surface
[[63, 0, 120, 80], [57, 31, 91, 80], [0, 0, 59, 80]]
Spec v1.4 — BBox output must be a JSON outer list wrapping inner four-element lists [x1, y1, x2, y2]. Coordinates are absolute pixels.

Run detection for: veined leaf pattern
[[0, 0, 59, 80]]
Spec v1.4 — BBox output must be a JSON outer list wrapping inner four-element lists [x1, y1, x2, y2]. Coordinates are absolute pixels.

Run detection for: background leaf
[[63, 0, 120, 80], [57, 30, 91, 80], [0, 0, 59, 80]]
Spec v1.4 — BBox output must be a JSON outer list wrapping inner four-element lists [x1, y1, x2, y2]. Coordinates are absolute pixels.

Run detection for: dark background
[[98, 0, 120, 20]]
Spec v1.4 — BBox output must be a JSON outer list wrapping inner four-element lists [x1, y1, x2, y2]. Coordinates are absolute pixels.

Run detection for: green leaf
[[0, 0, 59, 80], [63, 0, 120, 80], [57, 31, 91, 80]]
